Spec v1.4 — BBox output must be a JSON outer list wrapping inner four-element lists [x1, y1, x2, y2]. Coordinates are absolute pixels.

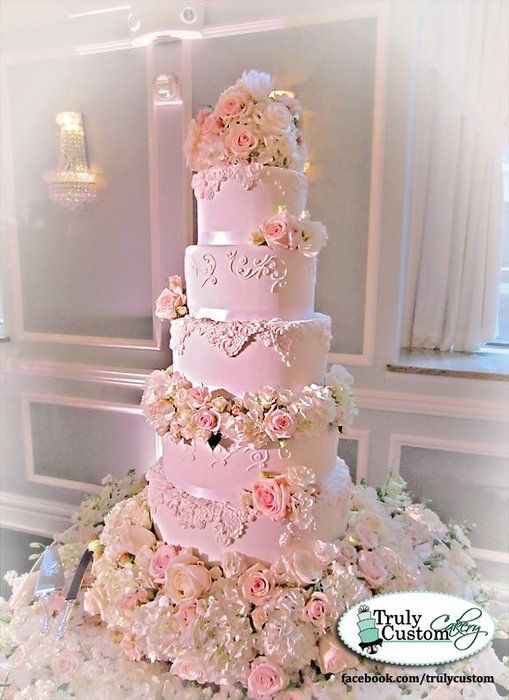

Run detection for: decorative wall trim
[[388, 433, 509, 474], [355, 387, 509, 422], [3, 50, 163, 351], [0, 358, 149, 387], [0, 490, 74, 538], [471, 547, 509, 566], [21, 393, 151, 493], [389, 434, 509, 568], [340, 428, 370, 483]]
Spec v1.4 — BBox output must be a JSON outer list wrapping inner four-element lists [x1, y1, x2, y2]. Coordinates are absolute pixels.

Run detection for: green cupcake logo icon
[[357, 604, 383, 654]]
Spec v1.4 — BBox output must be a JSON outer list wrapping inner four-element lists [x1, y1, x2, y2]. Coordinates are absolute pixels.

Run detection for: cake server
[[56, 548, 92, 639], [34, 545, 65, 635]]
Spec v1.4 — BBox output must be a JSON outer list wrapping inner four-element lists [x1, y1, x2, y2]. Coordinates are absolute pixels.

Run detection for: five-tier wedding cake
[[83, 72, 484, 697]]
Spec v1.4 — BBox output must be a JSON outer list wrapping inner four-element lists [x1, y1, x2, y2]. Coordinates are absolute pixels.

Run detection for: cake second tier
[[185, 245, 317, 321], [148, 430, 352, 564]]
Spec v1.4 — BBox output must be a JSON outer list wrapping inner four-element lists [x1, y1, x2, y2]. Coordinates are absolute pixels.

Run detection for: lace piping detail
[[170, 315, 331, 366], [147, 460, 255, 547], [191, 163, 264, 200]]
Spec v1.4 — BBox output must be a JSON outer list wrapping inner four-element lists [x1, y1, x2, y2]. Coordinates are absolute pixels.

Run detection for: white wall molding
[[0, 358, 150, 387], [388, 433, 509, 475], [340, 427, 370, 483], [3, 48, 164, 352], [471, 547, 509, 566], [356, 387, 509, 422], [21, 392, 149, 493], [0, 490, 74, 538]]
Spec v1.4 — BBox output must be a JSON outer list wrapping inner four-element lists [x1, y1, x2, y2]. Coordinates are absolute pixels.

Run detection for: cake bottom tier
[[147, 457, 353, 563]]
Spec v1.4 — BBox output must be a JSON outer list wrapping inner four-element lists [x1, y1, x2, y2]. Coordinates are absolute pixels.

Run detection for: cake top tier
[[184, 70, 306, 173]]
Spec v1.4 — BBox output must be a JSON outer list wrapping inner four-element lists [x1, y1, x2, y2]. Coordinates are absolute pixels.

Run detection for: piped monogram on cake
[[227, 249, 287, 293]]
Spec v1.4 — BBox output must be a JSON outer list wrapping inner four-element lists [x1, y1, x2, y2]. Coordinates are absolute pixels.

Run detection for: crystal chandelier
[[44, 112, 96, 210]]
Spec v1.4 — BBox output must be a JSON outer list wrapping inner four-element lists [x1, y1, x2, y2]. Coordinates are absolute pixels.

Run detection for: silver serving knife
[[34, 545, 65, 635], [56, 549, 93, 639]]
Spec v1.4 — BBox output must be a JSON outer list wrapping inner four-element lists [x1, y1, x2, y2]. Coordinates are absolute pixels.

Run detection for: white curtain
[[403, 0, 508, 352]]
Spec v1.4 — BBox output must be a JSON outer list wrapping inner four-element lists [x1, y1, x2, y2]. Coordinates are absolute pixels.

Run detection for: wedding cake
[[82, 72, 485, 697], [142, 70, 357, 566]]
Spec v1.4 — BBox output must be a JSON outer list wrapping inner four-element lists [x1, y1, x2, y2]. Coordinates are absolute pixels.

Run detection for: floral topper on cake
[[184, 70, 307, 172]]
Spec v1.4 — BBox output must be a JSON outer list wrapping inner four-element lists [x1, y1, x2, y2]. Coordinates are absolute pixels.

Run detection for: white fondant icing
[[185, 245, 316, 321], [170, 314, 331, 393], [194, 165, 307, 246]]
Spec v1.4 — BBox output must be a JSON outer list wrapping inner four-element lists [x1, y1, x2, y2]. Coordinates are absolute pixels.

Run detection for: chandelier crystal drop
[[44, 112, 96, 211]]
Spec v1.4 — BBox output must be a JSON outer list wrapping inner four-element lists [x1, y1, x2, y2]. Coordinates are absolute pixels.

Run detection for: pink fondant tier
[[193, 164, 308, 245], [161, 426, 339, 500], [185, 245, 317, 321], [147, 457, 352, 564], [170, 313, 331, 393]]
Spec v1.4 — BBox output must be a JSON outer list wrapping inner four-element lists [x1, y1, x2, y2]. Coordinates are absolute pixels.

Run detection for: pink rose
[[51, 651, 83, 678], [216, 90, 252, 121], [264, 407, 296, 441], [193, 406, 221, 432], [247, 657, 288, 698], [187, 387, 210, 409], [149, 544, 180, 585], [202, 113, 222, 135], [302, 592, 328, 627], [261, 213, 293, 250], [239, 565, 275, 605], [195, 108, 213, 127], [121, 588, 148, 610], [251, 606, 268, 630], [225, 125, 258, 157], [318, 633, 357, 674], [175, 600, 201, 627], [164, 560, 211, 603], [121, 636, 143, 662], [337, 541, 358, 565], [155, 287, 186, 321], [357, 550, 388, 588], [252, 476, 291, 522]]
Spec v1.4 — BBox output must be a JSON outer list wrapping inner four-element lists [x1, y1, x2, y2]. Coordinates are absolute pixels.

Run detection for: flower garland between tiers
[[141, 364, 357, 448]]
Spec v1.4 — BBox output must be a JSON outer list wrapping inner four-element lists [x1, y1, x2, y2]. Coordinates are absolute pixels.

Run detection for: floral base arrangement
[[1, 471, 508, 699]]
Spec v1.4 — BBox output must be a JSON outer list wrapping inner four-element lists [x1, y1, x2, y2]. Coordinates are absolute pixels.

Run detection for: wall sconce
[[44, 112, 96, 210], [153, 73, 181, 105]]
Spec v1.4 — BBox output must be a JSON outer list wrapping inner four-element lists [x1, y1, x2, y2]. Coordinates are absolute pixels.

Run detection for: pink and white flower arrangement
[[155, 275, 188, 321], [251, 211, 328, 257], [184, 70, 306, 171], [141, 364, 356, 446], [3, 470, 507, 699]]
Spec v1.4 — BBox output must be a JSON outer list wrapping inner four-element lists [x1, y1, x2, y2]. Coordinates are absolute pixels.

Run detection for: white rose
[[164, 560, 211, 603], [285, 544, 323, 585], [297, 220, 328, 257], [240, 70, 274, 100], [256, 101, 293, 135]]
